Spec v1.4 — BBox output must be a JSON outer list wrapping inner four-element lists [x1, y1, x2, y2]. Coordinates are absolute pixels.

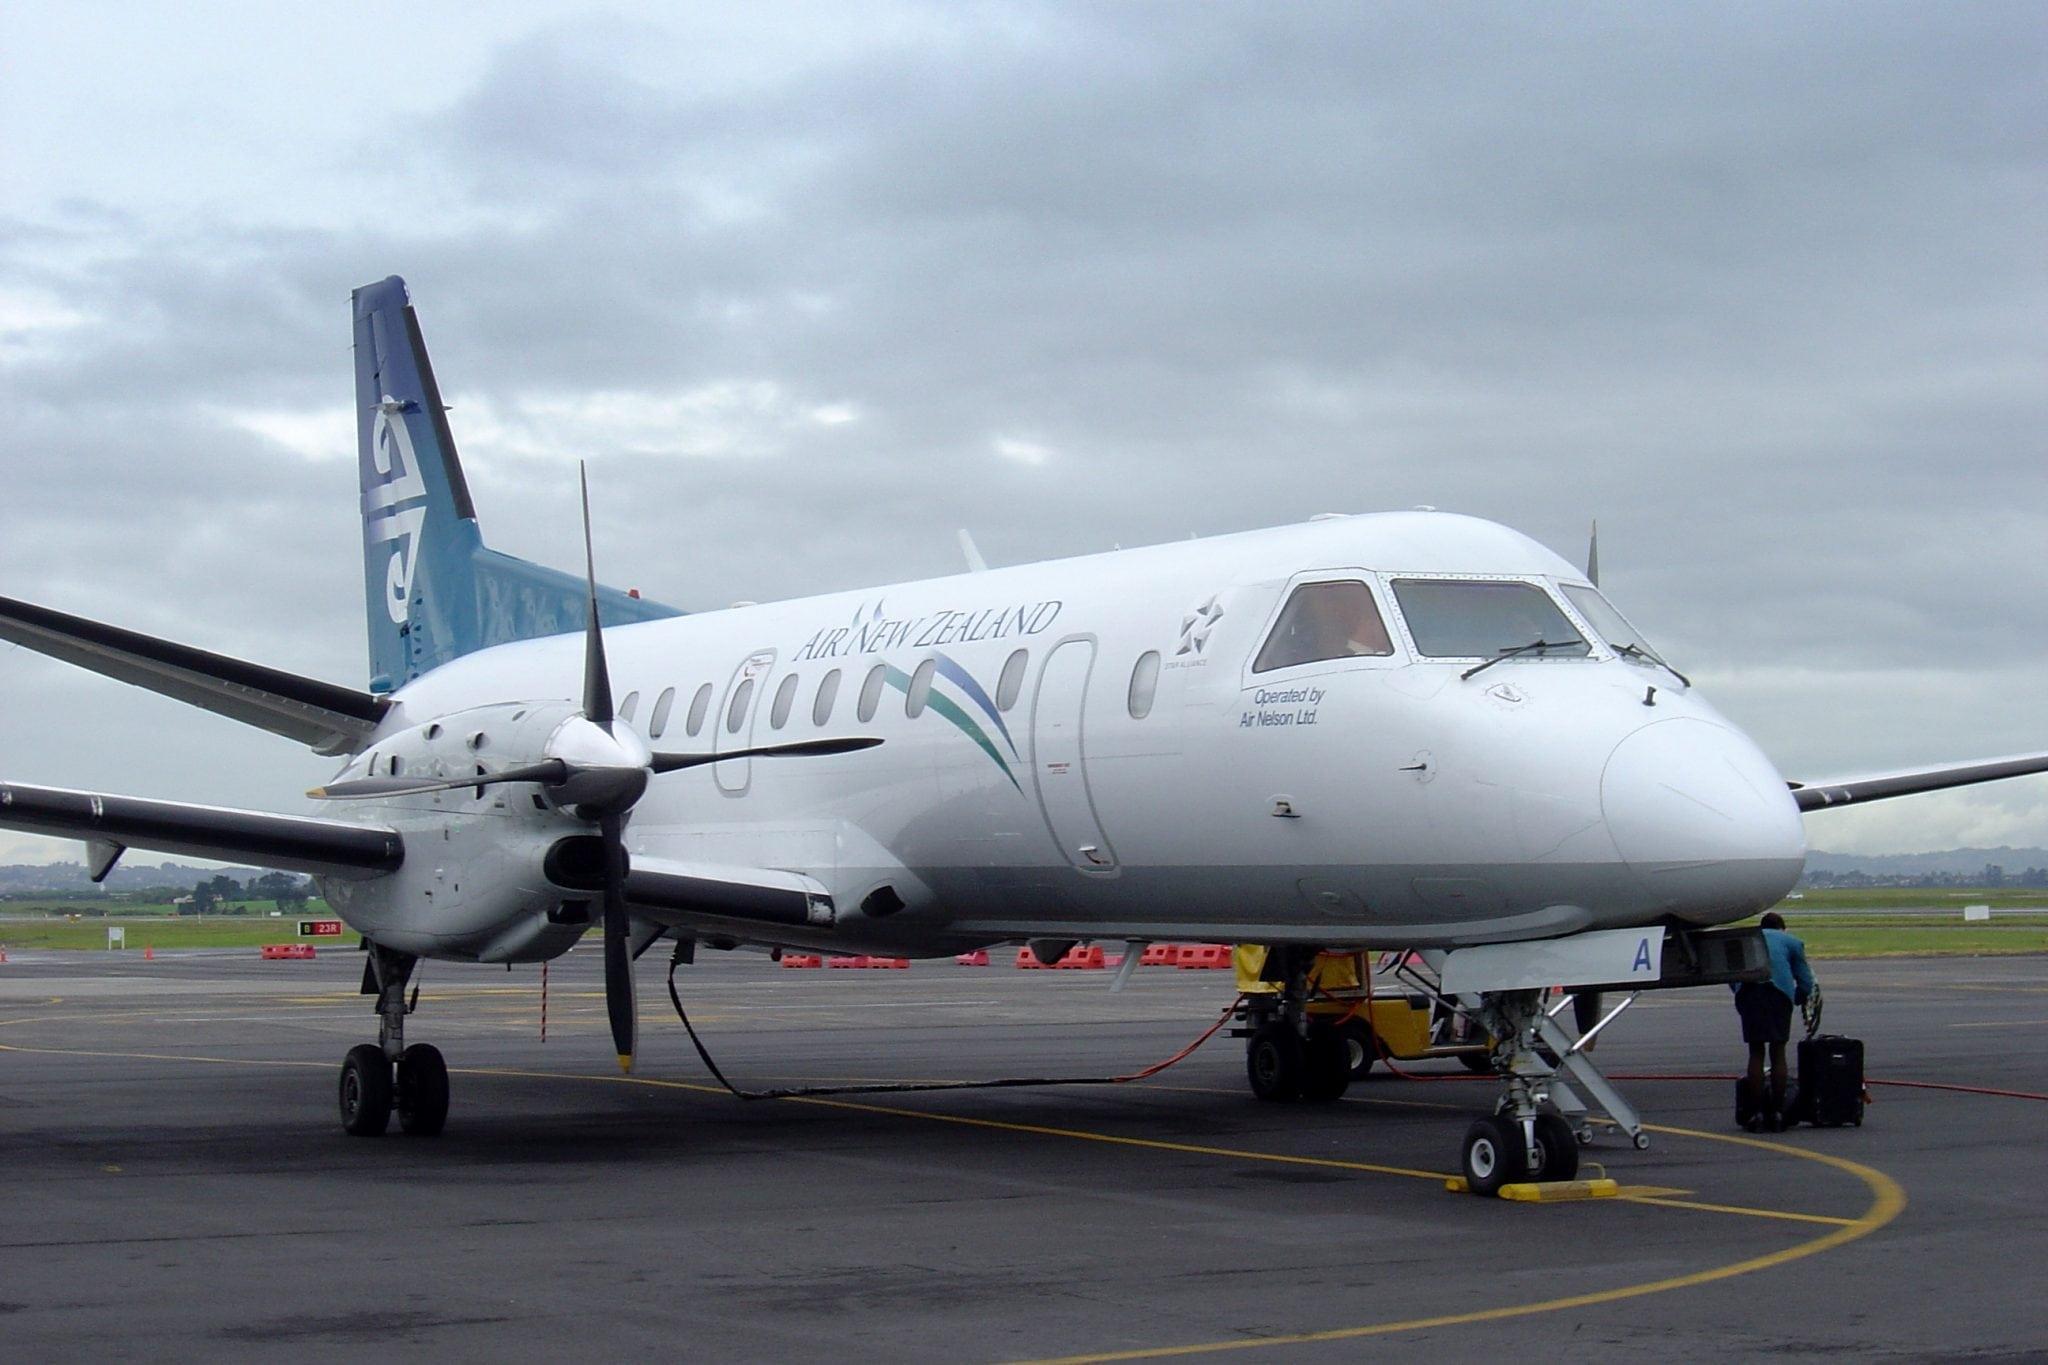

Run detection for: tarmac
[[2, 943, 2043, 1362]]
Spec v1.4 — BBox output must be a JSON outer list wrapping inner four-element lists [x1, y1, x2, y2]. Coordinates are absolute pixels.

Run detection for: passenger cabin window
[[769, 673, 799, 729], [996, 649, 1028, 711], [725, 678, 756, 734], [1391, 579, 1590, 659], [685, 682, 713, 737], [1562, 585, 1674, 668], [619, 690, 640, 722], [1128, 651, 1161, 718], [812, 668, 842, 726], [648, 686, 676, 739], [857, 663, 888, 723], [1253, 581, 1393, 673], [905, 658, 937, 718]]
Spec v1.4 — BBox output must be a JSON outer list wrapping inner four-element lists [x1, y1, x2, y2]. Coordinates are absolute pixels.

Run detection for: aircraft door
[[1031, 637, 1117, 875], [714, 650, 777, 795]]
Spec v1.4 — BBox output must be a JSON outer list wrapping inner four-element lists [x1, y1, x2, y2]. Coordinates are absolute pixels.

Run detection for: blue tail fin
[[351, 276, 681, 692]]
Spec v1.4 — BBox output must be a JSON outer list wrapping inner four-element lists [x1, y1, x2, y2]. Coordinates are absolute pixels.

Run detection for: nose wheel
[[340, 942, 448, 1137]]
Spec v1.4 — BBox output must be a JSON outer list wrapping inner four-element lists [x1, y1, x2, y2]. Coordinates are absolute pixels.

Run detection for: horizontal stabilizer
[[0, 594, 389, 756], [1791, 751, 2048, 811], [0, 780, 403, 879], [624, 855, 835, 931]]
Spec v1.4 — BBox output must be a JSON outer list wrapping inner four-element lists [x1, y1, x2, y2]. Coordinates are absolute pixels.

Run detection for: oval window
[[813, 668, 842, 726], [724, 677, 756, 734], [648, 686, 676, 739], [996, 648, 1028, 711], [857, 663, 888, 723], [769, 673, 799, 730], [905, 658, 937, 718], [685, 682, 713, 737], [1127, 651, 1161, 719]]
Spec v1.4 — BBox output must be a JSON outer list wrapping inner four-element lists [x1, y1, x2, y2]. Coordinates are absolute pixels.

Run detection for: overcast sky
[[2, 1, 2043, 865]]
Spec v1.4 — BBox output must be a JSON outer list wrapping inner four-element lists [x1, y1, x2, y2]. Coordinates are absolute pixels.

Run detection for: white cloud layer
[[0, 1, 2043, 862]]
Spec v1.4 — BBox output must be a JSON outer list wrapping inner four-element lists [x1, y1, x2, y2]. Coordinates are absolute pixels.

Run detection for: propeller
[[314, 466, 880, 1075]]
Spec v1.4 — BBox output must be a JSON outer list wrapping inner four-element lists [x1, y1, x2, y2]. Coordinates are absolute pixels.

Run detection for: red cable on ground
[[667, 959, 1245, 1101]]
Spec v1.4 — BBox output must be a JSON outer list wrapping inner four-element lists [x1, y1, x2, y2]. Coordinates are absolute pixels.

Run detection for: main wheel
[[339, 1043, 393, 1137], [396, 1043, 450, 1137], [1531, 1112, 1580, 1182], [1461, 1115, 1527, 1196], [1338, 1019, 1376, 1081], [1245, 1023, 1306, 1102], [1299, 1026, 1352, 1103]]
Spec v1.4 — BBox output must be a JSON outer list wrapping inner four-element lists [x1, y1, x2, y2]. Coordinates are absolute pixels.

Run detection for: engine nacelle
[[317, 700, 621, 962]]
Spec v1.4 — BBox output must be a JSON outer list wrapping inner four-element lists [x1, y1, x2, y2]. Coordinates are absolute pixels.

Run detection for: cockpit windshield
[[1561, 584, 1675, 671], [1390, 579, 1590, 660], [1253, 581, 1394, 673]]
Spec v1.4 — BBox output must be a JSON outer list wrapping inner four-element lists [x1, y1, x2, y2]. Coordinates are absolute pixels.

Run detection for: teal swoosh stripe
[[884, 664, 1021, 791], [932, 652, 1017, 757]]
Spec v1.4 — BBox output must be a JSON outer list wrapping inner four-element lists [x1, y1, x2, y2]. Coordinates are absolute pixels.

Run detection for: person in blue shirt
[[1732, 910, 1816, 1130]]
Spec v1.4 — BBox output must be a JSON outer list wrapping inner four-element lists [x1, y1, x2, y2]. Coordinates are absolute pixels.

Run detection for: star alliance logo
[[1177, 595, 1224, 656]]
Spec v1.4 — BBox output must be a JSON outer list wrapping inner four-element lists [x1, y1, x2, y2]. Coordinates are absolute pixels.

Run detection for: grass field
[[4, 889, 2046, 959], [0, 903, 359, 952]]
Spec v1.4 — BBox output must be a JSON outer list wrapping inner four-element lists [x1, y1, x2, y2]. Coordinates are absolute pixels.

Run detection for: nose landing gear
[[338, 942, 449, 1137]]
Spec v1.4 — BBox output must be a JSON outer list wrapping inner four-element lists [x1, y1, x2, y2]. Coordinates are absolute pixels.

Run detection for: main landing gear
[[338, 941, 449, 1137], [1238, 947, 1352, 1104]]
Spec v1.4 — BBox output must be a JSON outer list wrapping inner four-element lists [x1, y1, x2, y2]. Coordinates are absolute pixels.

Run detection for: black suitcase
[[1794, 1034, 1866, 1127]]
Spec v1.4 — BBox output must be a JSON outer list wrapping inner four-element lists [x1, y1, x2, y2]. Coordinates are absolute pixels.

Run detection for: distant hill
[[1802, 846, 2048, 888], [0, 861, 268, 896]]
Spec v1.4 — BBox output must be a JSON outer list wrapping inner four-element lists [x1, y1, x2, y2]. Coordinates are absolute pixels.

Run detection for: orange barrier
[[1176, 943, 1232, 969], [1139, 943, 1180, 966], [1015, 947, 1049, 969], [1055, 945, 1107, 970], [782, 954, 824, 968], [954, 950, 991, 966], [828, 955, 910, 969], [260, 943, 318, 960]]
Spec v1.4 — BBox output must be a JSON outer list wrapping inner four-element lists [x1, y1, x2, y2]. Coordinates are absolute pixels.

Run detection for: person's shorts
[[1734, 983, 1794, 1044]]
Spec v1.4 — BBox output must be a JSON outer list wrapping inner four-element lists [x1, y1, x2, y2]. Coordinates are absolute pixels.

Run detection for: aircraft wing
[[1791, 751, 2048, 811], [0, 594, 389, 756], [0, 780, 403, 879], [624, 856, 835, 933]]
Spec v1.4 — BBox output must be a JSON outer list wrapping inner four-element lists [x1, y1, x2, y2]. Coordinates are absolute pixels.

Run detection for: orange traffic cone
[[144, 945, 155, 961]]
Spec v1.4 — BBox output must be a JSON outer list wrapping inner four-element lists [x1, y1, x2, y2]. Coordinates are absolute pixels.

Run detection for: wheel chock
[[1444, 1177, 1622, 1200]]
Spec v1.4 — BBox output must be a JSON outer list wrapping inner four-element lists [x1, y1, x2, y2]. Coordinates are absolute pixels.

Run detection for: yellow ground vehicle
[[1233, 946, 1492, 1083]]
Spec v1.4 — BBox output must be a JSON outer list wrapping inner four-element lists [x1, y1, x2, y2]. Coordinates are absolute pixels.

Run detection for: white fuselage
[[323, 511, 1807, 961]]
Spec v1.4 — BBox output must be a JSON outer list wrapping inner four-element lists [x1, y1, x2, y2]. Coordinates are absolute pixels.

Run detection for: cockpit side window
[[1562, 584, 1671, 666], [1391, 579, 1590, 659], [1253, 581, 1393, 673]]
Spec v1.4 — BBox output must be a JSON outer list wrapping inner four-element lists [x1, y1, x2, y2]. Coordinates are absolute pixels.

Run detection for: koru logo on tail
[[366, 398, 429, 625]]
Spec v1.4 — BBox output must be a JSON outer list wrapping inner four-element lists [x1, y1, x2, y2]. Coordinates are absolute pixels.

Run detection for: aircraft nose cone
[[1601, 718, 1806, 920]]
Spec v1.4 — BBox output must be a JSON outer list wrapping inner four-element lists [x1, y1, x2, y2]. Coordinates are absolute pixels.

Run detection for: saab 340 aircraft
[[4, 276, 2043, 1193]]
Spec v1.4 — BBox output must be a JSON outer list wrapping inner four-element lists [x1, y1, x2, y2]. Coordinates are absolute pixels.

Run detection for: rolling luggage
[[1794, 1034, 1865, 1127]]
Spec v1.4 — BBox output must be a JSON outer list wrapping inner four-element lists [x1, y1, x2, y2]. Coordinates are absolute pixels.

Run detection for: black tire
[[1245, 1023, 1305, 1102], [396, 1043, 450, 1137], [340, 1044, 393, 1137], [1456, 1046, 1495, 1074], [1337, 1019, 1376, 1081], [1532, 1112, 1580, 1182], [1299, 1026, 1352, 1103], [1461, 1115, 1527, 1196]]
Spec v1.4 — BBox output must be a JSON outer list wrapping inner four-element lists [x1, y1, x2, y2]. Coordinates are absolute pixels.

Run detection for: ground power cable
[[666, 958, 1243, 1101]]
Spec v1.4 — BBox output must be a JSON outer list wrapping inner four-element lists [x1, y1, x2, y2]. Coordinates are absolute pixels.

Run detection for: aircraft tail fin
[[350, 277, 681, 692]]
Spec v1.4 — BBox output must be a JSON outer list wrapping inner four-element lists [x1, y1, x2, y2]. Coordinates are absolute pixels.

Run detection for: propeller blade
[[599, 812, 636, 1074], [578, 464, 616, 729], [309, 759, 569, 800], [647, 736, 883, 775]]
